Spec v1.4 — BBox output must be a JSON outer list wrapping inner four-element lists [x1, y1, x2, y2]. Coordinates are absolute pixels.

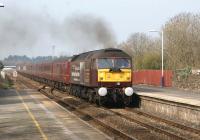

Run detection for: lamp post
[[52, 45, 55, 61], [149, 30, 164, 87]]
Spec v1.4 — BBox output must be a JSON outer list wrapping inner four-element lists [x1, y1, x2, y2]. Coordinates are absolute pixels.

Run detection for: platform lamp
[[52, 45, 55, 61], [149, 30, 164, 87]]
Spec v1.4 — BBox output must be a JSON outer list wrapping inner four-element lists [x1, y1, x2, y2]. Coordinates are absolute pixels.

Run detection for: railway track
[[17, 75, 200, 140], [125, 108, 200, 135], [107, 108, 200, 140]]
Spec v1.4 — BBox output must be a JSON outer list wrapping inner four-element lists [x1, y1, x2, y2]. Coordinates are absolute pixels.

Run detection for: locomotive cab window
[[97, 58, 131, 69], [115, 58, 131, 69], [97, 58, 114, 69]]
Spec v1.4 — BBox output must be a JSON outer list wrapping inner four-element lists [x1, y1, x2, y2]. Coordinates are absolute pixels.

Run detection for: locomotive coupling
[[98, 87, 107, 96], [124, 87, 134, 96]]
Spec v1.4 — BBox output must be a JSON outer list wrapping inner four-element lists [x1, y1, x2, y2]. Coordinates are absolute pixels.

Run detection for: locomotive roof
[[71, 48, 131, 61]]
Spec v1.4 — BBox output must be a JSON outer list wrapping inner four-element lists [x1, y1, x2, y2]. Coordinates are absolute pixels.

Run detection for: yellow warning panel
[[98, 69, 131, 82]]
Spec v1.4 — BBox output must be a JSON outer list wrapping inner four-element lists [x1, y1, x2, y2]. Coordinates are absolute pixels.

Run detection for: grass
[[0, 76, 13, 89]]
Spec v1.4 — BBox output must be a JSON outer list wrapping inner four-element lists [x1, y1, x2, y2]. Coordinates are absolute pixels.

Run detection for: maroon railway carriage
[[18, 60, 71, 91], [39, 62, 52, 80], [51, 61, 70, 90]]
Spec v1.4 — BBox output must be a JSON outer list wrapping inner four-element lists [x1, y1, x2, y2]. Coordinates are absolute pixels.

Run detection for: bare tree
[[119, 33, 161, 69], [163, 13, 200, 69]]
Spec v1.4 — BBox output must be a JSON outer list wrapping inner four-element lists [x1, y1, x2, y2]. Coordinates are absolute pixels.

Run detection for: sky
[[0, 0, 200, 59]]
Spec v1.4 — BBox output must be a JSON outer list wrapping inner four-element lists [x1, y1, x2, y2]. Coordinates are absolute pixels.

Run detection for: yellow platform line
[[16, 90, 48, 140]]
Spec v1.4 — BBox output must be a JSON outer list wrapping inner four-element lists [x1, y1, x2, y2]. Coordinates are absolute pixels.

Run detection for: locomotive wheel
[[69, 87, 72, 95], [95, 94, 100, 106], [88, 93, 94, 103], [71, 87, 75, 96], [75, 89, 79, 97], [77, 88, 82, 97], [65, 86, 70, 94], [86, 89, 95, 103]]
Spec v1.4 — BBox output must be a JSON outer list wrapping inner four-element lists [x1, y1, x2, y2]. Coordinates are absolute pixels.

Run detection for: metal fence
[[132, 70, 173, 87]]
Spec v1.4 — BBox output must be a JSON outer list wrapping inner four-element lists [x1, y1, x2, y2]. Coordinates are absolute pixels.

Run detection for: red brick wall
[[132, 70, 173, 87]]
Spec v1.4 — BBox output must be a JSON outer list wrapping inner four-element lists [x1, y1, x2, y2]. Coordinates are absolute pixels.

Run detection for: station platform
[[133, 85, 200, 107], [0, 88, 111, 140]]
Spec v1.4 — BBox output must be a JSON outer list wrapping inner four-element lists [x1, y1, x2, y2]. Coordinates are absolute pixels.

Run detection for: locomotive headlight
[[124, 87, 134, 96], [98, 87, 107, 96]]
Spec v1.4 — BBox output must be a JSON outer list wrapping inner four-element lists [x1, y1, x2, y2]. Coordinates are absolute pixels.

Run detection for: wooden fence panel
[[132, 70, 173, 87]]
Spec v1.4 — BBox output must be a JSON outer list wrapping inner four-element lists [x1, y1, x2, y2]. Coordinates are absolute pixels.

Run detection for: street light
[[52, 45, 55, 61], [149, 30, 164, 87], [0, 3, 4, 7]]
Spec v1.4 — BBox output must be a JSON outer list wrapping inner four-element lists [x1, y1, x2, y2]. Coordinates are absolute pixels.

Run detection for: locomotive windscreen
[[97, 58, 131, 69]]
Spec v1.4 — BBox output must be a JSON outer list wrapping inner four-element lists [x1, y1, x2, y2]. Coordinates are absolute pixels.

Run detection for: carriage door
[[80, 62, 85, 84]]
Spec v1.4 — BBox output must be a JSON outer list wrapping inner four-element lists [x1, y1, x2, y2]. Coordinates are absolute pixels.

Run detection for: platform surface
[[0, 88, 111, 140], [134, 85, 200, 107]]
